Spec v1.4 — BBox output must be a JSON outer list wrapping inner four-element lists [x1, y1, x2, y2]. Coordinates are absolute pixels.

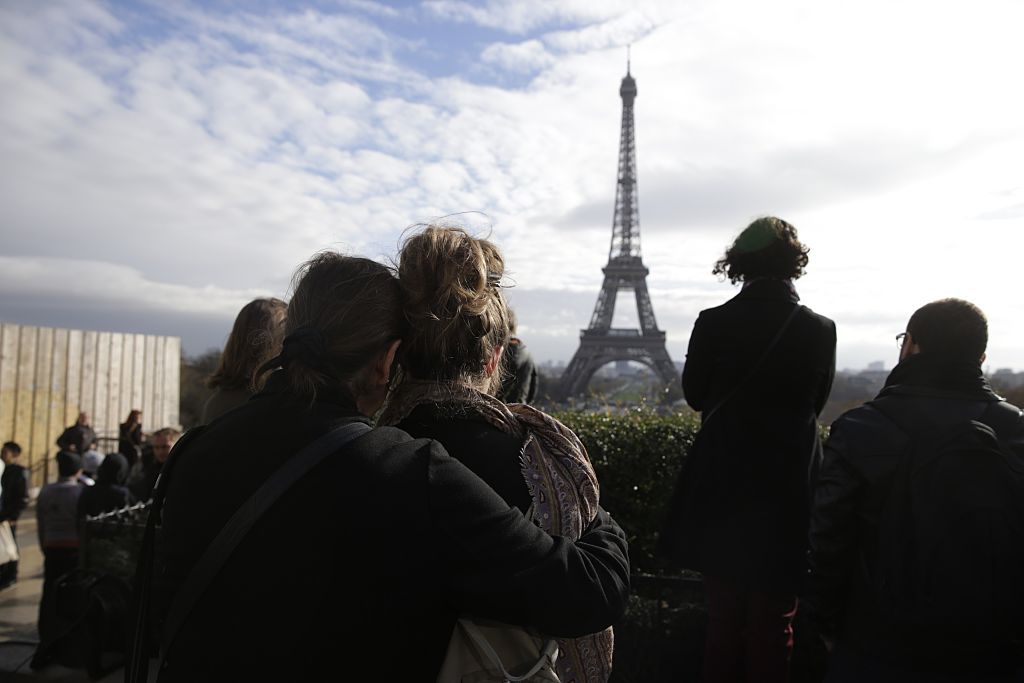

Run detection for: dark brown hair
[[713, 216, 810, 283], [208, 298, 287, 391], [264, 252, 405, 402], [907, 298, 988, 362], [397, 226, 510, 393]]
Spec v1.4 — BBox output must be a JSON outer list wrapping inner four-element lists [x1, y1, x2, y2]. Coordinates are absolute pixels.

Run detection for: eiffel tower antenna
[[627, 44, 631, 74], [558, 62, 677, 400]]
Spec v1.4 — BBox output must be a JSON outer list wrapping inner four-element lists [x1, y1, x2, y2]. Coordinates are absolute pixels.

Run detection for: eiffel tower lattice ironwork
[[559, 63, 677, 399]]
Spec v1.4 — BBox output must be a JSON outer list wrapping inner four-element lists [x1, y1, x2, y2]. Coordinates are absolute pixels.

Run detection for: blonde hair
[[397, 225, 510, 393]]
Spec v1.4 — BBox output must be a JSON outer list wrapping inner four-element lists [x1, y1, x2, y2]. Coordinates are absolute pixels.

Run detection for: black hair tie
[[258, 326, 334, 377]]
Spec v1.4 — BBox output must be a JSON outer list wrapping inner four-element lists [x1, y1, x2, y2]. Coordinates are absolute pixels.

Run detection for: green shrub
[[553, 408, 699, 574]]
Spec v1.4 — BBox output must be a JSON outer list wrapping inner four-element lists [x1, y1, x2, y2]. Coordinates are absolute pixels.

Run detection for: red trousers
[[701, 575, 798, 683]]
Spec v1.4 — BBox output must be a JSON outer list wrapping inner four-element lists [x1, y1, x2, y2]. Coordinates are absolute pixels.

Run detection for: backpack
[[870, 400, 1024, 647]]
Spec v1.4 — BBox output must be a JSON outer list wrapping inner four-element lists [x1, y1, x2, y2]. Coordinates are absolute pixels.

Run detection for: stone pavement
[[0, 508, 122, 682]]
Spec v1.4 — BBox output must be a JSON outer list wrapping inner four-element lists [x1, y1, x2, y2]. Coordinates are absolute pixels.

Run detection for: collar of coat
[[736, 277, 800, 302], [878, 352, 999, 401]]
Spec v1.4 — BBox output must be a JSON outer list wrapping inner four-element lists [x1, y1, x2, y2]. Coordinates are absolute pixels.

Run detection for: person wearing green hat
[[661, 216, 836, 683]]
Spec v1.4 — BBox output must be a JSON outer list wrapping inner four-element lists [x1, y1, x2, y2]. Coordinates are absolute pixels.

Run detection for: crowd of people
[[0, 218, 1021, 683], [13, 410, 183, 666]]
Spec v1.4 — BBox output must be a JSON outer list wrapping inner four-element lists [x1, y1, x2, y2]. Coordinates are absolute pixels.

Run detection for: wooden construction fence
[[0, 323, 180, 488]]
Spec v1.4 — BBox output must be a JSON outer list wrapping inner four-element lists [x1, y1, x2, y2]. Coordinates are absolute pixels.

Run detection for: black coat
[[661, 279, 836, 592], [397, 403, 533, 514], [497, 339, 539, 404], [0, 463, 28, 522], [153, 374, 629, 682], [56, 424, 97, 454], [804, 354, 1024, 670]]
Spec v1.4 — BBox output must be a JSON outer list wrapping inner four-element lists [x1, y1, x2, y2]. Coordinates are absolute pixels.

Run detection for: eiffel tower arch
[[559, 63, 677, 400]]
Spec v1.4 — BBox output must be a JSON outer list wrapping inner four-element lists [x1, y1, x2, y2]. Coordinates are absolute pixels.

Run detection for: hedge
[[553, 408, 699, 575]]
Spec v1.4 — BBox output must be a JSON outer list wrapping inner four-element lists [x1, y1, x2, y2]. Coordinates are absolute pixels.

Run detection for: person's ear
[[484, 345, 504, 378], [899, 332, 922, 361], [375, 340, 402, 387], [981, 352, 987, 364]]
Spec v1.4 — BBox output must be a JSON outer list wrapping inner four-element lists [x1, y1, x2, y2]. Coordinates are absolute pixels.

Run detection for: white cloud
[[481, 40, 553, 73], [0, 257, 270, 317], [1, 0, 1023, 372], [423, 0, 635, 34]]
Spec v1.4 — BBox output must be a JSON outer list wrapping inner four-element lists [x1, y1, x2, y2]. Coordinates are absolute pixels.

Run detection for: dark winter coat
[[119, 422, 143, 465], [56, 423, 97, 454], [397, 403, 533, 514], [152, 373, 629, 682], [199, 386, 251, 424], [498, 339, 539, 404], [77, 453, 132, 519], [0, 463, 28, 523], [661, 278, 836, 592], [804, 353, 1024, 672]]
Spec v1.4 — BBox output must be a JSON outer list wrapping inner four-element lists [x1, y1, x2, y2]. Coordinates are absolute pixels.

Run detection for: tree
[[179, 349, 221, 429]]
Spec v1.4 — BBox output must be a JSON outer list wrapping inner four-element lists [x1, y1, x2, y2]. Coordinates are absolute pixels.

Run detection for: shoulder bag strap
[[125, 424, 207, 683], [700, 304, 804, 425], [979, 400, 1024, 435], [153, 420, 371, 677]]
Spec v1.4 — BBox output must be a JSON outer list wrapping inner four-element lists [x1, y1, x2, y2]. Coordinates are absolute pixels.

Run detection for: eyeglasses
[[895, 332, 907, 349]]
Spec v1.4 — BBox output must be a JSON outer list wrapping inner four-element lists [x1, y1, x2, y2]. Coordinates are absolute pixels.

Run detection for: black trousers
[[37, 547, 80, 646]]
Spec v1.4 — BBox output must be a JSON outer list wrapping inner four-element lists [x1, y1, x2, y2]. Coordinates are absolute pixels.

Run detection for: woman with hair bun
[[150, 252, 629, 682], [381, 225, 616, 683]]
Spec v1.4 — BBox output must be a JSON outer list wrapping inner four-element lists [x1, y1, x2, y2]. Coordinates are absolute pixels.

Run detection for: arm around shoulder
[[426, 443, 630, 637]]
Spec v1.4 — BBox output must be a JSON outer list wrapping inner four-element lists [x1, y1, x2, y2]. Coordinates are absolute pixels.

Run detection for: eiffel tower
[[559, 62, 677, 399]]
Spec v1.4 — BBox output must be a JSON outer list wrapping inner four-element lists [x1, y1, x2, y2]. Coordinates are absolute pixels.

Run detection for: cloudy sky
[[2, 0, 1022, 373]]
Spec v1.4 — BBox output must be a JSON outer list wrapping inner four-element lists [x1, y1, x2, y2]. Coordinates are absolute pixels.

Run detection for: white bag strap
[[459, 619, 559, 682]]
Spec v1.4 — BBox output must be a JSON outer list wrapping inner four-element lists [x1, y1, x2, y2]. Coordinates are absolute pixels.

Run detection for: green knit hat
[[732, 217, 788, 254]]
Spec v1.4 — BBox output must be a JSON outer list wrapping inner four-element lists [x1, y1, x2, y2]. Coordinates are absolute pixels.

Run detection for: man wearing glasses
[[803, 298, 1024, 682]]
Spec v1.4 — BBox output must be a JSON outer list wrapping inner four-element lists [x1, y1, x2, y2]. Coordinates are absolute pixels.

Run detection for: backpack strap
[[701, 304, 804, 425], [155, 420, 372, 675], [978, 400, 1023, 437]]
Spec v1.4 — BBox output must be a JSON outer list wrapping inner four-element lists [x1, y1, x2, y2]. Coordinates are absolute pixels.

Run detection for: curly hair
[[396, 225, 511, 394], [712, 216, 810, 283]]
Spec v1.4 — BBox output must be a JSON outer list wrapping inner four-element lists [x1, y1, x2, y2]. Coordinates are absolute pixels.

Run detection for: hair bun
[[398, 226, 510, 385]]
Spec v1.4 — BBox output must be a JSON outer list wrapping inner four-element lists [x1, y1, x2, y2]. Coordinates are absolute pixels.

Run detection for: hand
[[820, 634, 835, 653]]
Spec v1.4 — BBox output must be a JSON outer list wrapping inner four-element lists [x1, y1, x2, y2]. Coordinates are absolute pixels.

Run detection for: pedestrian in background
[[56, 412, 97, 454], [201, 297, 287, 423], [78, 453, 132, 519], [496, 307, 539, 404], [0, 441, 29, 589], [34, 450, 86, 664], [119, 409, 143, 468]]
